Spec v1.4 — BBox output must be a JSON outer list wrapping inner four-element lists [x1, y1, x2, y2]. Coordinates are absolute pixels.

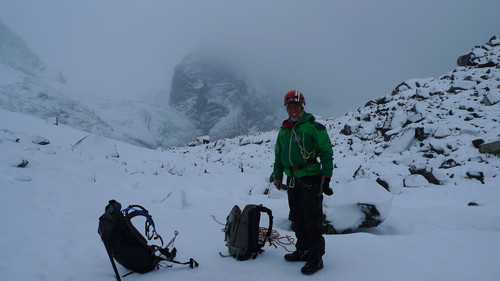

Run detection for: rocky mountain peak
[[169, 52, 277, 141]]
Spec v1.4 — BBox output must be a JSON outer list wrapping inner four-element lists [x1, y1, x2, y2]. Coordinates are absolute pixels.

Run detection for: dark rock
[[353, 165, 367, 179], [439, 159, 462, 169], [482, 94, 498, 106], [357, 203, 383, 228], [376, 178, 390, 191], [415, 127, 426, 141], [466, 170, 484, 184], [472, 139, 485, 148], [321, 203, 384, 234], [479, 141, 500, 155], [391, 82, 410, 96], [376, 97, 389, 105], [322, 216, 337, 234], [447, 86, 466, 94], [429, 143, 445, 155], [340, 124, 352, 135], [457, 53, 472, 67], [477, 61, 497, 68], [409, 165, 441, 185], [32, 136, 50, 145], [17, 159, 29, 168]]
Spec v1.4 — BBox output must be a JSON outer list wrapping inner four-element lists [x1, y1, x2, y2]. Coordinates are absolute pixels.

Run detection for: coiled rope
[[212, 215, 296, 252]]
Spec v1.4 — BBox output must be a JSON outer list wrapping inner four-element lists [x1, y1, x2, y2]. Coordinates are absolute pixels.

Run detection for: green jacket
[[273, 112, 333, 181]]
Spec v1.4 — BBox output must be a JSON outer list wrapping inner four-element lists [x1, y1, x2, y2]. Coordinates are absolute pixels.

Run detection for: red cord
[[259, 227, 296, 252]]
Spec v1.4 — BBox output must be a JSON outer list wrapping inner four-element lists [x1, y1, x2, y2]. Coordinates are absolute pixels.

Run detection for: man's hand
[[274, 180, 283, 190], [322, 176, 333, 196]]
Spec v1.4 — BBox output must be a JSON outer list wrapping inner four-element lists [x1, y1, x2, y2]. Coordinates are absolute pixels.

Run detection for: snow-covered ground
[[2, 34, 499, 281], [1, 108, 499, 281]]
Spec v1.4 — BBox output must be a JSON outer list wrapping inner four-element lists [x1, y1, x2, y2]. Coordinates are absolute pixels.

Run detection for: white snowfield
[[1, 107, 499, 281]]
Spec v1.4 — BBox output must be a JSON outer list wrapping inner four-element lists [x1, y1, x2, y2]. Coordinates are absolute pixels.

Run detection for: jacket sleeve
[[315, 124, 334, 177], [273, 130, 285, 181]]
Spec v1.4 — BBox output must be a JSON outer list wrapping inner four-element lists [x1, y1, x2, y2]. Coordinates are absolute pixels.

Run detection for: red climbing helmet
[[284, 90, 306, 106]]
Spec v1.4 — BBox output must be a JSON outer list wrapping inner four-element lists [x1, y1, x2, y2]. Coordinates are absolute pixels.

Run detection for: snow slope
[[1, 107, 499, 281]]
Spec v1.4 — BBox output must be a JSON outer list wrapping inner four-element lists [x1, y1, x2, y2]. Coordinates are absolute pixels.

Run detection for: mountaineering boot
[[301, 257, 323, 275], [284, 250, 308, 262]]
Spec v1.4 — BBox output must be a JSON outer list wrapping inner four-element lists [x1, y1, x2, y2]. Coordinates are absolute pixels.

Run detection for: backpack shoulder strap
[[122, 205, 164, 245], [256, 205, 273, 245]]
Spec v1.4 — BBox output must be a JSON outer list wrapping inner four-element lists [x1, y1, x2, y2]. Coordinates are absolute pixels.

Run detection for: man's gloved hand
[[274, 180, 283, 190], [321, 176, 333, 196]]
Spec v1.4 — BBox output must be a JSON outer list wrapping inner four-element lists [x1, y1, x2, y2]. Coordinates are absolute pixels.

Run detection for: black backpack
[[98, 200, 198, 281], [222, 204, 274, 260]]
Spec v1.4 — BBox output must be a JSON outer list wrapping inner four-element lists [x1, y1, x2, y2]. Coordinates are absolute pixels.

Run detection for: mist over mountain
[[0, 20, 46, 76], [0, 18, 498, 159], [169, 52, 278, 140], [0, 21, 113, 136], [0, 21, 277, 148]]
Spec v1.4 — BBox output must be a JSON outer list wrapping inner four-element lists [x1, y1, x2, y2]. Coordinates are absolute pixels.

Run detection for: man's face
[[286, 102, 304, 119]]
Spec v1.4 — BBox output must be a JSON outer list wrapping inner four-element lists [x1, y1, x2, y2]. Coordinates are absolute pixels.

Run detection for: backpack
[[98, 200, 198, 281], [223, 204, 274, 260]]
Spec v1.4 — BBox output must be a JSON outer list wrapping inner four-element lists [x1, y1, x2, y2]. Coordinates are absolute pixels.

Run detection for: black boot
[[301, 257, 323, 275], [284, 250, 308, 262]]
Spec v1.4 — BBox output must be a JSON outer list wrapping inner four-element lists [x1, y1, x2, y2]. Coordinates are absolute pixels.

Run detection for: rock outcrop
[[169, 53, 277, 141]]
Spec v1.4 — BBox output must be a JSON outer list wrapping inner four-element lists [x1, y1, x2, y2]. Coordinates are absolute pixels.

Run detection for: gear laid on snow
[[98, 200, 198, 281], [220, 204, 274, 260]]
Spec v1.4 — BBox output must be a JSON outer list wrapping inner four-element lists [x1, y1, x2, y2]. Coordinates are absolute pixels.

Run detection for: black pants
[[287, 175, 325, 259]]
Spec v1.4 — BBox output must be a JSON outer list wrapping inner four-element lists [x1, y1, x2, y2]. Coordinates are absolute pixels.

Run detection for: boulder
[[403, 174, 429, 187], [439, 159, 462, 169], [409, 165, 441, 185], [472, 139, 485, 148], [31, 135, 50, 145], [479, 140, 500, 155], [340, 124, 352, 135], [482, 91, 500, 105], [323, 179, 393, 234]]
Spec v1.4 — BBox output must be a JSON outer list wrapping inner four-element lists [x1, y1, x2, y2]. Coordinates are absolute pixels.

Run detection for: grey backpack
[[223, 204, 274, 260]]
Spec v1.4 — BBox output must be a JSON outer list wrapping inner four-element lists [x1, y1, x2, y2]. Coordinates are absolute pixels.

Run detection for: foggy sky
[[1, 0, 498, 118]]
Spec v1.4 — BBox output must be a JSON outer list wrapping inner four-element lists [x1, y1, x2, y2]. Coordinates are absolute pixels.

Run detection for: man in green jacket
[[273, 90, 333, 275]]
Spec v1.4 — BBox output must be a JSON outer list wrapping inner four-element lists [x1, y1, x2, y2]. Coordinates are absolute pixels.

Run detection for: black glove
[[322, 176, 333, 196]]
